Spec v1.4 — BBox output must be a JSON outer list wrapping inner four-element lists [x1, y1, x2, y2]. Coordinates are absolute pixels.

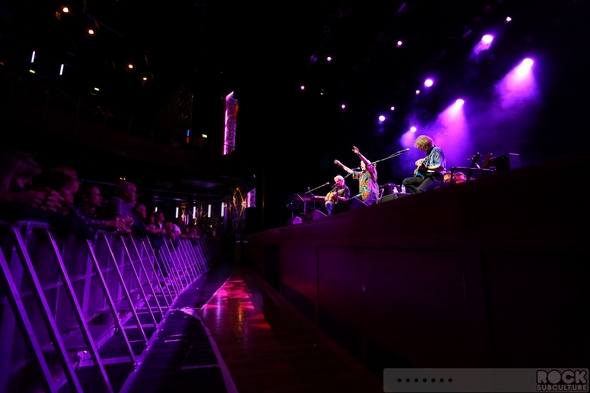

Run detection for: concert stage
[[242, 150, 590, 374]]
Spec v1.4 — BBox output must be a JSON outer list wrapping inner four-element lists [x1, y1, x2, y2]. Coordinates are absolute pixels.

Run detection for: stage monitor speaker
[[302, 210, 327, 222], [332, 197, 368, 215], [379, 193, 411, 204], [286, 216, 303, 225], [489, 153, 520, 172]]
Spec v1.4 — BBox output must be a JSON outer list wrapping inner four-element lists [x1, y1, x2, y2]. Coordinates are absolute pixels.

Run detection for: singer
[[334, 146, 379, 205], [402, 135, 446, 194], [324, 175, 350, 216]]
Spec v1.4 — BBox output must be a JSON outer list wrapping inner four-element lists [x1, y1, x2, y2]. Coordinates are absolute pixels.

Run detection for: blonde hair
[[414, 135, 434, 150], [334, 175, 344, 182]]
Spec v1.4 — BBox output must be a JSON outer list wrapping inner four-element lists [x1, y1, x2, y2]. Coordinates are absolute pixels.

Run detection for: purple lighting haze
[[424, 79, 434, 87]]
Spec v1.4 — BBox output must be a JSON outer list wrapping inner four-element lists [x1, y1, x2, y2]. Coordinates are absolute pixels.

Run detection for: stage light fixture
[[300, 85, 305, 90], [424, 79, 434, 87], [456, 99, 465, 106], [341, 104, 346, 109], [62, 7, 69, 13], [397, 41, 403, 47], [522, 58, 534, 68], [410, 126, 417, 132], [481, 35, 494, 45], [390, 106, 395, 111], [88, 29, 94, 35], [505, 16, 512, 23], [327, 56, 332, 62], [379, 115, 386, 122], [128, 64, 134, 69], [416, 90, 420, 95], [142, 77, 147, 81]]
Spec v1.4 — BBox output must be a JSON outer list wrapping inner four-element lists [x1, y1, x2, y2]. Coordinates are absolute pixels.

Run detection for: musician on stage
[[324, 175, 350, 216], [334, 146, 379, 206], [402, 135, 446, 194]]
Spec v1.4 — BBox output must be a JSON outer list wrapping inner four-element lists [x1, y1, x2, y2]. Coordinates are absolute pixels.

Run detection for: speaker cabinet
[[379, 193, 411, 204], [489, 153, 520, 172], [332, 197, 368, 215], [286, 216, 303, 225], [302, 210, 327, 221]]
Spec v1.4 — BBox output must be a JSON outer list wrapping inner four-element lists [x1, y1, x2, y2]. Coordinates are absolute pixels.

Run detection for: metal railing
[[0, 221, 219, 392]]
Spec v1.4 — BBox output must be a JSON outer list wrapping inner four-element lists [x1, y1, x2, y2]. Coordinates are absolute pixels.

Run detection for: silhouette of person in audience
[[0, 150, 62, 220], [100, 181, 137, 229]]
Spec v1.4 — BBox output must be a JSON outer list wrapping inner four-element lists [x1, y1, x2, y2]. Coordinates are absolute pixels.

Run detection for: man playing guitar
[[402, 135, 446, 194], [324, 175, 350, 216]]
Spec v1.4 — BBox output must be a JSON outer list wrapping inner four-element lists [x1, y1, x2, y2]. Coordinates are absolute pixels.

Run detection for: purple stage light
[[521, 58, 534, 68], [300, 85, 305, 90], [397, 41, 403, 47], [390, 106, 395, 111], [379, 115, 386, 122], [424, 79, 434, 88], [341, 104, 346, 109], [505, 16, 512, 23], [327, 56, 332, 62], [481, 35, 494, 45], [410, 126, 417, 132], [455, 99, 465, 106]]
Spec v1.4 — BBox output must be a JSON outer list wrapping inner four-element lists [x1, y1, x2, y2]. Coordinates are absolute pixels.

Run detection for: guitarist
[[324, 175, 350, 216], [402, 135, 446, 194]]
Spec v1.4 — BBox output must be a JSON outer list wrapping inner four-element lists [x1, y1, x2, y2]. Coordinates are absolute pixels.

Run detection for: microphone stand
[[301, 182, 330, 212], [371, 148, 411, 165]]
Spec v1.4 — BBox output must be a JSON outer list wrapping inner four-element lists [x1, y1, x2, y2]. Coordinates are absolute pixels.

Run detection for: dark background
[[1, 0, 589, 229]]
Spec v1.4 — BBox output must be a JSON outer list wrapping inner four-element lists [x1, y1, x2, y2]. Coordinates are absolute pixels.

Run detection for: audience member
[[0, 150, 62, 220], [31, 170, 92, 239], [100, 181, 136, 229], [74, 183, 126, 231]]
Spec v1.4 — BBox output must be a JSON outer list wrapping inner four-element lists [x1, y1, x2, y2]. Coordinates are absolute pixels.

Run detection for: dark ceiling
[[2, 0, 589, 227]]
